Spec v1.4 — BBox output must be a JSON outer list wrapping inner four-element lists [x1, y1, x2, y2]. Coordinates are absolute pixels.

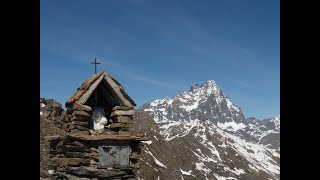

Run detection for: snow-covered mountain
[[141, 80, 245, 127], [131, 111, 280, 180], [251, 115, 280, 151], [137, 80, 279, 179], [140, 80, 280, 151]]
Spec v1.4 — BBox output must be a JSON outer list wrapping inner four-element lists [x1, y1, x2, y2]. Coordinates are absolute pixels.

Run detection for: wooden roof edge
[[105, 74, 137, 107], [65, 71, 106, 107], [65, 70, 137, 108], [77, 74, 106, 104]]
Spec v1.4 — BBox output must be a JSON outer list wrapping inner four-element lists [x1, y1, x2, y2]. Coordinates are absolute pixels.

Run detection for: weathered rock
[[130, 152, 140, 159], [70, 129, 90, 135], [90, 156, 99, 162], [74, 102, 92, 112], [60, 111, 70, 123], [72, 115, 91, 122], [118, 131, 132, 135], [52, 158, 90, 167], [48, 134, 148, 142], [64, 152, 90, 158], [40, 167, 50, 178], [54, 123, 63, 129], [40, 106, 66, 176], [109, 123, 132, 129], [112, 116, 133, 124], [99, 129, 116, 135], [65, 140, 86, 147], [112, 106, 134, 111], [63, 166, 135, 178], [70, 125, 89, 131], [72, 110, 91, 118], [42, 111, 51, 118], [71, 121, 88, 126], [55, 172, 91, 180], [60, 145, 90, 152], [110, 110, 135, 117], [67, 104, 92, 115], [62, 124, 69, 131], [46, 99, 63, 111], [90, 147, 98, 152], [129, 162, 140, 169], [90, 159, 98, 165]]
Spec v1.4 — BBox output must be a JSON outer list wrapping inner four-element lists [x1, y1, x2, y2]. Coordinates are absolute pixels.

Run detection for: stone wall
[[47, 135, 143, 179], [65, 102, 135, 136], [45, 101, 145, 179]]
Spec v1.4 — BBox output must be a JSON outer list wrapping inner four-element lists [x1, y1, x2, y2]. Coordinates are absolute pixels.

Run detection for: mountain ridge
[[140, 80, 280, 151]]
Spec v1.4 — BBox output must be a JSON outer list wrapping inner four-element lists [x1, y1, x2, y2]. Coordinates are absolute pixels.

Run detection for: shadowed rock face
[[40, 98, 66, 178]]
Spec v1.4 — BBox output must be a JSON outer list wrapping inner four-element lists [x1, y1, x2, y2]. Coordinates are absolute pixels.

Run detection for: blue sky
[[40, 0, 279, 120]]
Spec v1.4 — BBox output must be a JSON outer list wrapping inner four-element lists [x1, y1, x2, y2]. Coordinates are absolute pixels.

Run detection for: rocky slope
[[40, 98, 67, 178], [229, 115, 280, 152], [131, 112, 280, 180]]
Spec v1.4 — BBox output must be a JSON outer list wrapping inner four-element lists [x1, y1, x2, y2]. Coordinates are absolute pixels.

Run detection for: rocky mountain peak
[[141, 80, 244, 126], [265, 114, 280, 131], [140, 80, 280, 152], [274, 114, 280, 126], [245, 117, 262, 125], [188, 80, 222, 97]]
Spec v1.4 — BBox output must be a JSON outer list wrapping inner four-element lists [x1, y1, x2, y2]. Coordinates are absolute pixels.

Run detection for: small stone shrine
[[46, 71, 148, 179]]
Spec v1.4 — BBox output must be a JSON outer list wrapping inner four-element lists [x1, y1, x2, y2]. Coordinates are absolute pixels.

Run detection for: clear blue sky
[[40, 0, 279, 120]]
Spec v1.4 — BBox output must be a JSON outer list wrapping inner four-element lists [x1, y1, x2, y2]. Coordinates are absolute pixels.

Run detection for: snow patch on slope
[[214, 174, 237, 180], [157, 119, 279, 179], [216, 128, 280, 176], [180, 169, 193, 176], [226, 98, 240, 112], [179, 101, 199, 112], [195, 162, 211, 174], [217, 121, 246, 131], [144, 147, 167, 168]]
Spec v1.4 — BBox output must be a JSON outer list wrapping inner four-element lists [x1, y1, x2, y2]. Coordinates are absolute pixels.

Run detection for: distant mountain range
[[137, 80, 279, 179], [140, 80, 280, 151]]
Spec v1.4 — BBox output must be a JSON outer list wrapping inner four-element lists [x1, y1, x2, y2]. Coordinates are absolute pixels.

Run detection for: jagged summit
[[141, 80, 244, 125], [188, 80, 223, 97], [140, 80, 280, 151]]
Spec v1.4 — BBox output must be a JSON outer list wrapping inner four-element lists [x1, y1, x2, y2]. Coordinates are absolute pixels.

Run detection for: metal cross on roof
[[91, 58, 101, 74]]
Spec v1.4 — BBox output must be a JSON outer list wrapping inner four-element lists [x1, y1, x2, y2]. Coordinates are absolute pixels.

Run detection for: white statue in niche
[[90, 107, 108, 135]]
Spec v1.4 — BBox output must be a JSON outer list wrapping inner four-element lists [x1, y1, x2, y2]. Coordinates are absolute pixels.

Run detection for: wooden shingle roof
[[65, 70, 136, 108]]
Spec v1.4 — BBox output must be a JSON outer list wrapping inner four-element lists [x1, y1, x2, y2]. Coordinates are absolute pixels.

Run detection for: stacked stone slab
[[110, 106, 135, 135], [66, 102, 92, 135], [47, 134, 146, 179]]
